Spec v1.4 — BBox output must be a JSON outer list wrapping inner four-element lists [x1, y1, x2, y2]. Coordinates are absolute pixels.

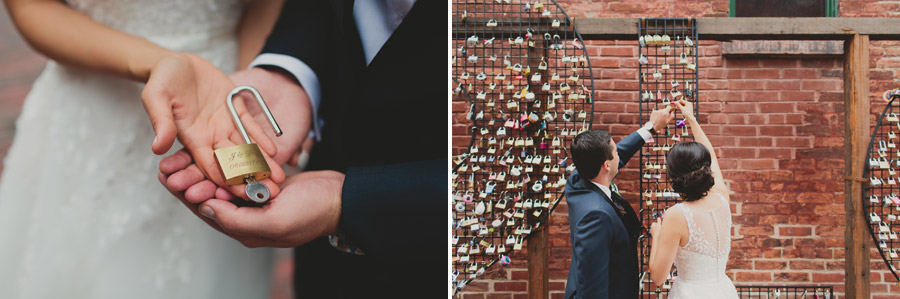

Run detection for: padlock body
[[214, 143, 271, 185]]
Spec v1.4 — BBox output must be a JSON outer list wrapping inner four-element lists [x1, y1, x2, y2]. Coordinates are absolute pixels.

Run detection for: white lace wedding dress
[[668, 193, 739, 298], [0, 0, 274, 298]]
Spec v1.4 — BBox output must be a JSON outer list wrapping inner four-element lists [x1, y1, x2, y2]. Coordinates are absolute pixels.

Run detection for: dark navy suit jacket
[[259, 1, 443, 297], [564, 131, 645, 299]]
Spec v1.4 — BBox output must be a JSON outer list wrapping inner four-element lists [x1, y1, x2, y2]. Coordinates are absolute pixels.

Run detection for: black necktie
[[609, 192, 628, 216], [608, 183, 626, 216]]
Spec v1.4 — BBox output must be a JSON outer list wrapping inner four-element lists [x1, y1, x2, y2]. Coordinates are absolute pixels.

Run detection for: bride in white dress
[[648, 100, 739, 298], [0, 0, 282, 297]]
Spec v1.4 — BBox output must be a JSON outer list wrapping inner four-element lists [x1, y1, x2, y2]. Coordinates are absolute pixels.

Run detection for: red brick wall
[[452, 1, 900, 298]]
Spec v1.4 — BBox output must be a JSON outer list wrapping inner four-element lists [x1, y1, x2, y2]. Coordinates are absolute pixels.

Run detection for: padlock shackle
[[227, 86, 283, 144]]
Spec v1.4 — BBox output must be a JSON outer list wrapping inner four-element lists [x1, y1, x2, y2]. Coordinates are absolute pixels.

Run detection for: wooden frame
[[492, 17, 896, 299]]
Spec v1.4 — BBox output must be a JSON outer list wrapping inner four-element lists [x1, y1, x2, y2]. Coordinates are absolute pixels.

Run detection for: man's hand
[[157, 66, 312, 203], [648, 106, 676, 133], [161, 149, 343, 248], [229, 67, 311, 164], [202, 170, 343, 248], [142, 53, 284, 200]]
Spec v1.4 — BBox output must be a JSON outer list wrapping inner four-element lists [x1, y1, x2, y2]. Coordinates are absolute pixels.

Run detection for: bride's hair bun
[[666, 142, 715, 202]]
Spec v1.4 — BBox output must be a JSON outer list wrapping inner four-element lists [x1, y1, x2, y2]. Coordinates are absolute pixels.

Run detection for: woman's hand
[[142, 53, 284, 200], [674, 99, 695, 121]]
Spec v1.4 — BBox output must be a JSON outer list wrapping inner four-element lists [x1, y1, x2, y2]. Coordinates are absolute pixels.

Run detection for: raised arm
[[675, 100, 727, 195], [618, 107, 675, 168]]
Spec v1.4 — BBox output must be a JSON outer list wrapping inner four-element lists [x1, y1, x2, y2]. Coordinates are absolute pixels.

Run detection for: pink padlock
[[499, 255, 511, 266], [463, 192, 474, 203]]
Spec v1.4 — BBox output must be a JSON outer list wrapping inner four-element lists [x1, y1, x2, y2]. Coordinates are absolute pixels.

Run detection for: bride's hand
[[674, 99, 695, 120], [156, 67, 313, 204], [141, 53, 284, 200]]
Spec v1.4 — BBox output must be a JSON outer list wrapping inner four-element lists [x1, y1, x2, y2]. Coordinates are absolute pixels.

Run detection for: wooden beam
[[844, 33, 871, 299], [721, 41, 843, 58], [571, 17, 638, 40], [527, 224, 549, 299], [451, 17, 571, 33], [701, 18, 900, 40], [573, 18, 900, 40]]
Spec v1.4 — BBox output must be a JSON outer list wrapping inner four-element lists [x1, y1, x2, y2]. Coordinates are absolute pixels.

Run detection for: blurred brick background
[[452, 1, 900, 298], [0, 3, 294, 299], [0, 3, 43, 173]]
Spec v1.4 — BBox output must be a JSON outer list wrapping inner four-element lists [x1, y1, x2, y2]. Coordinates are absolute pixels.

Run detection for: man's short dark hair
[[571, 129, 614, 180]]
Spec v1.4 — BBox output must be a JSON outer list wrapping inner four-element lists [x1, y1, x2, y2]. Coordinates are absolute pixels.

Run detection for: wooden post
[[528, 224, 550, 299], [525, 38, 550, 299], [844, 33, 871, 299]]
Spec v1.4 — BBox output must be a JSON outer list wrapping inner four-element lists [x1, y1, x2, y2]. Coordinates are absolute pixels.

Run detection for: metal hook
[[227, 86, 283, 145]]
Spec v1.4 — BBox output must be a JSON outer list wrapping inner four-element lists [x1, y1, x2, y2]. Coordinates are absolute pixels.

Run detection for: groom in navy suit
[[564, 107, 673, 299]]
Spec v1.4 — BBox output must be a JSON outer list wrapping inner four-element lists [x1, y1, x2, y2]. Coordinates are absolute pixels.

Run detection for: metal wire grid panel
[[450, 0, 593, 294], [862, 97, 900, 282], [636, 18, 701, 296], [734, 285, 834, 299]]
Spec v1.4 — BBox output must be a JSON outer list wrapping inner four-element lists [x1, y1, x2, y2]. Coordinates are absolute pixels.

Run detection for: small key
[[245, 179, 270, 203]]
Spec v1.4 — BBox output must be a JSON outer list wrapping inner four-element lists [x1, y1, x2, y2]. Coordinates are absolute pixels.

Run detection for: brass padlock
[[214, 86, 283, 203]]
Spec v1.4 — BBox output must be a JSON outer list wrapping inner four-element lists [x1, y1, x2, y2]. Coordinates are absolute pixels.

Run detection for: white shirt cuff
[[637, 127, 653, 142], [249, 53, 323, 141]]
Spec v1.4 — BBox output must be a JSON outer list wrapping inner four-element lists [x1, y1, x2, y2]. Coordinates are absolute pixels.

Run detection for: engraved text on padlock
[[215, 143, 271, 185]]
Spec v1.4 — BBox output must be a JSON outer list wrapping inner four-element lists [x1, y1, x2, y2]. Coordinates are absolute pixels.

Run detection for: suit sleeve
[[573, 210, 612, 298], [616, 130, 646, 169], [339, 159, 444, 260]]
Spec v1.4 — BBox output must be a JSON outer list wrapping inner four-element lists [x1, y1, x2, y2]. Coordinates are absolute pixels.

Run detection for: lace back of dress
[[679, 193, 732, 270], [669, 194, 739, 299]]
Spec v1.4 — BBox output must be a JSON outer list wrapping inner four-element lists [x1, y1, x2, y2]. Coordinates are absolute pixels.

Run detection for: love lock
[[455, 202, 465, 212], [499, 255, 511, 266], [214, 86, 283, 203], [532, 180, 543, 192]]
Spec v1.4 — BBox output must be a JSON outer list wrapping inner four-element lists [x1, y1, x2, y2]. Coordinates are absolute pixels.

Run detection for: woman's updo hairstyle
[[666, 142, 715, 201]]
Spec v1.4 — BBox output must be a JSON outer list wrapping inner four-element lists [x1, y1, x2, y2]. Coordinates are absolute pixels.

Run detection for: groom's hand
[[158, 153, 298, 247], [160, 149, 342, 248], [228, 67, 311, 164], [157, 66, 312, 203], [199, 170, 343, 248], [648, 106, 676, 132], [143, 54, 292, 200]]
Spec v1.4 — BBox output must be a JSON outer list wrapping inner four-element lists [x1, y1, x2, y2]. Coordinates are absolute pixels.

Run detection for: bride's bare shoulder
[[663, 205, 686, 224]]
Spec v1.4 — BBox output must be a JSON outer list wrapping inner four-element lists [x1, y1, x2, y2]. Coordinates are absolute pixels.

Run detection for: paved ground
[[0, 4, 294, 298]]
